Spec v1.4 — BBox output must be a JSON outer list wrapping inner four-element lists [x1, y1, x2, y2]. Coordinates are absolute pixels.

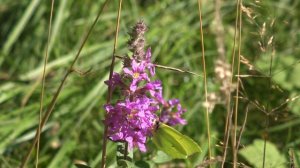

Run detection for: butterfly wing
[[152, 123, 201, 159], [152, 125, 187, 159], [159, 123, 201, 156]]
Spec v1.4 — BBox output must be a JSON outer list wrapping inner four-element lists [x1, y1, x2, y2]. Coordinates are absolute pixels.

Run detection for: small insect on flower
[[152, 122, 201, 159]]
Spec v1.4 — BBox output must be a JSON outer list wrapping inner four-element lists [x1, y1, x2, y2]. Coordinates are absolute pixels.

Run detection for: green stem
[[100, 0, 123, 167]]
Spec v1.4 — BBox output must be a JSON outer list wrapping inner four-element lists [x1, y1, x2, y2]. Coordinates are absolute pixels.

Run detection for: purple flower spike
[[103, 21, 187, 153]]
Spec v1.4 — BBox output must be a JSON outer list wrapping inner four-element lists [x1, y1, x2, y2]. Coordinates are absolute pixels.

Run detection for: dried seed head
[[214, 59, 235, 95], [128, 20, 148, 60], [240, 55, 254, 70], [215, 59, 231, 81], [203, 92, 219, 113], [241, 5, 255, 21]]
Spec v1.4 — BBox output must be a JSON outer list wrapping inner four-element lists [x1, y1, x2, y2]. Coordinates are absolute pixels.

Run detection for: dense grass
[[1, 0, 300, 167]]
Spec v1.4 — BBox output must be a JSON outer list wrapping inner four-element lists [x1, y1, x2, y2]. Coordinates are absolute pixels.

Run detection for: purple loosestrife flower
[[140, 80, 164, 104], [105, 97, 158, 152], [103, 21, 187, 152], [123, 59, 149, 92], [125, 132, 147, 152], [160, 99, 187, 126]]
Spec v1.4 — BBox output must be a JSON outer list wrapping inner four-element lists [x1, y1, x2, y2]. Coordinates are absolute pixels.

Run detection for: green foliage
[[256, 54, 300, 115], [134, 160, 154, 168], [116, 159, 134, 168], [239, 139, 287, 168], [295, 150, 300, 167], [1, 0, 300, 167]]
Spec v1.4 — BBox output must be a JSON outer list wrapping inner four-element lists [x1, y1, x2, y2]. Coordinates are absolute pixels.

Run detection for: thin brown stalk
[[100, 0, 123, 167], [236, 103, 249, 149], [236, 74, 268, 78], [114, 55, 201, 77], [221, 0, 240, 166], [262, 92, 269, 168], [233, 1, 242, 167], [197, 0, 212, 163], [152, 64, 201, 76], [35, 0, 55, 167], [263, 29, 275, 168], [20, 0, 110, 167], [271, 95, 300, 113]]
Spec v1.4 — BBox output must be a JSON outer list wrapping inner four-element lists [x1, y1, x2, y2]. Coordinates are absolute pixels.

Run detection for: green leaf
[[239, 139, 287, 168], [152, 123, 201, 159], [135, 160, 154, 168], [117, 159, 135, 168]]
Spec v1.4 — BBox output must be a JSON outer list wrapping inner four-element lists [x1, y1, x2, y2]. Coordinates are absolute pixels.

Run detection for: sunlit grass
[[1, 0, 300, 167]]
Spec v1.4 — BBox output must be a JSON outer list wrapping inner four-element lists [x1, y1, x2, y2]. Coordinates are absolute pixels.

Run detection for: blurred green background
[[1, 0, 300, 167]]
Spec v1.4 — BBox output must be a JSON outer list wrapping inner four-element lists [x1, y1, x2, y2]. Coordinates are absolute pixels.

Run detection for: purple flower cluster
[[104, 21, 186, 152], [160, 99, 187, 126]]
